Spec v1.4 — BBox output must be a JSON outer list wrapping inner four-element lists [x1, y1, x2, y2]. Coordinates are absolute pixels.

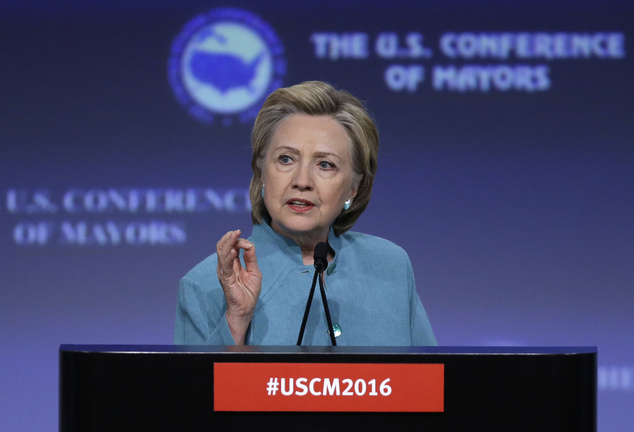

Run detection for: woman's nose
[[292, 163, 314, 191]]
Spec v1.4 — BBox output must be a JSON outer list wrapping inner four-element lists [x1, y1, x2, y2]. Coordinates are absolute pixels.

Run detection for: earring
[[343, 198, 352, 211], [261, 183, 265, 198]]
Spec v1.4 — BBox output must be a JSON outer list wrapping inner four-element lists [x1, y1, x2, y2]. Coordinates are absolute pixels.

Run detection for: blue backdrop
[[1, 1, 632, 430]]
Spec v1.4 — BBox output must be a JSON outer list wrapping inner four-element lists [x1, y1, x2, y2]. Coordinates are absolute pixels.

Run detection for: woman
[[175, 81, 436, 346]]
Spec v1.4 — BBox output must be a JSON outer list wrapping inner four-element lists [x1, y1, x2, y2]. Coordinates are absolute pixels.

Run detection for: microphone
[[297, 242, 336, 346], [314, 242, 329, 273]]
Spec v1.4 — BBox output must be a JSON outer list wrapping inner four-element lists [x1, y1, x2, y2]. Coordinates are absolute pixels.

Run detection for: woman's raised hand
[[216, 229, 262, 345]]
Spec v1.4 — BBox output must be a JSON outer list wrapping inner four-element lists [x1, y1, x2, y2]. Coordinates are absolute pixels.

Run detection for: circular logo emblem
[[169, 8, 286, 125]]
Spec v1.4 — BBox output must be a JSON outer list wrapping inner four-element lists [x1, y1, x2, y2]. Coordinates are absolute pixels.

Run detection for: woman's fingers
[[216, 230, 261, 297], [239, 239, 259, 275], [216, 229, 240, 257], [232, 250, 242, 276], [215, 230, 262, 345], [216, 230, 241, 278]]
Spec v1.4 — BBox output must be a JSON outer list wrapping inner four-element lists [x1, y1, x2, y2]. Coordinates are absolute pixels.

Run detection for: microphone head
[[314, 242, 329, 272]]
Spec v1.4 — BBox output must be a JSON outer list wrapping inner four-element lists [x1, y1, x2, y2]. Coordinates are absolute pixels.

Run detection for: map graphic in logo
[[169, 8, 286, 125]]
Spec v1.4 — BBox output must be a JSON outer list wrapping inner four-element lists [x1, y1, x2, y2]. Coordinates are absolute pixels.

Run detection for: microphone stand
[[296, 270, 319, 346], [297, 243, 337, 346], [318, 271, 337, 346]]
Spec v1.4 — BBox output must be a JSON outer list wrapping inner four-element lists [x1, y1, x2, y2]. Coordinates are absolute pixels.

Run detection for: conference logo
[[168, 8, 286, 125]]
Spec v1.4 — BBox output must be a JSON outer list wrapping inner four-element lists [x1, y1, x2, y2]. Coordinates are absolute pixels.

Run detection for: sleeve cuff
[[206, 314, 238, 346]]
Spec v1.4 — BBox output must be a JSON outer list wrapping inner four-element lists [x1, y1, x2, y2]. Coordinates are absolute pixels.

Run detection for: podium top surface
[[59, 344, 596, 355]]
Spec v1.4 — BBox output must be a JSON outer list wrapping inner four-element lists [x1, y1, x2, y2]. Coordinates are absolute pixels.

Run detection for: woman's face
[[261, 114, 358, 245]]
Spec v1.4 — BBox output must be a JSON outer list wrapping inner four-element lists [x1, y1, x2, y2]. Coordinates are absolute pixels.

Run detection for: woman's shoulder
[[339, 230, 410, 264], [180, 252, 219, 290]]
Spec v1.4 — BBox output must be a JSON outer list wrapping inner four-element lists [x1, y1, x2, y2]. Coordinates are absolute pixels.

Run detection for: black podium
[[59, 345, 596, 432]]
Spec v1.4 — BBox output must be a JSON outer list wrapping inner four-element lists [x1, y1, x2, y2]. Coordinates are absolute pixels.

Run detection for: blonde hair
[[249, 81, 379, 235]]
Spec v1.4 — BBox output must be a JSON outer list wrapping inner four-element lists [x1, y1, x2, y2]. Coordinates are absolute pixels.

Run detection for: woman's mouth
[[286, 199, 315, 212]]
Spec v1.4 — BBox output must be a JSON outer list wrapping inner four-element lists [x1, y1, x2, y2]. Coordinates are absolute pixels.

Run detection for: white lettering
[[271, 377, 394, 397], [6, 189, 58, 214], [311, 33, 368, 60], [368, 378, 378, 396], [58, 221, 186, 246], [309, 378, 322, 396], [440, 32, 626, 59], [342, 379, 354, 396], [61, 188, 250, 213], [376, 33, 399, 59], [280, 378, 293, 396], [323, 378, 340, 396], [295, 377, 308, 396], [433, 65, 550, 92], [405, 33, 431, 58], [385, 65, 425, 92], [13, 222, 54, 245], [380, 378, 392, 396], [354, 379, 366, 396]]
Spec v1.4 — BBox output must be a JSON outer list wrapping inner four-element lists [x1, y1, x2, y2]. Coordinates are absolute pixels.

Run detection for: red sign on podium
[[214, 362, 444, 412]]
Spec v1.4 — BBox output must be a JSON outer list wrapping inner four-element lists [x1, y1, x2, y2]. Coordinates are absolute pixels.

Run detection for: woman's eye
[[279, 155, 292, 164], [319, 161, 335, 169]]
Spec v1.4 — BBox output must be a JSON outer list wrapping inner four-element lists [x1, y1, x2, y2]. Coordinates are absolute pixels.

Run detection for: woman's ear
[[350, 173, 363, 199]]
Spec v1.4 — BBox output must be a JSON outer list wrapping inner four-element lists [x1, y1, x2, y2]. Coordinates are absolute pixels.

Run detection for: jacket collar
[[250, 222, 341, 267]]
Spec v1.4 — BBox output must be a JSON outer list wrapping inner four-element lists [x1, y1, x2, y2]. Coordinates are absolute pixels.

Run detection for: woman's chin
[[272, 218, 329, 242]]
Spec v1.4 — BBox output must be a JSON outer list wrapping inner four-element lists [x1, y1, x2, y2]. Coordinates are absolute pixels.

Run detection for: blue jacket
[[175, 223, 437, 346]]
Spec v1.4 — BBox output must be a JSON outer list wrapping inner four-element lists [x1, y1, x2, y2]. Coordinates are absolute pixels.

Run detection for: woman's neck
[[268, 221, 330, 265]]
